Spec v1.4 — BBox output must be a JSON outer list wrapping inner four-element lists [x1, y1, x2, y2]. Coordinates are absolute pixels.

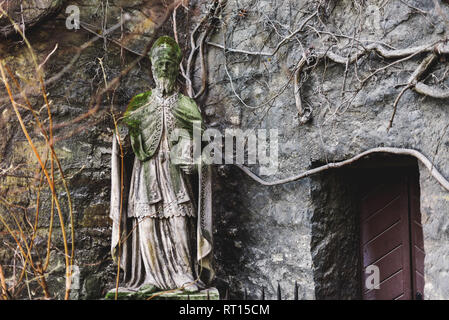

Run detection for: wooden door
[[359, 168, 424, 300]]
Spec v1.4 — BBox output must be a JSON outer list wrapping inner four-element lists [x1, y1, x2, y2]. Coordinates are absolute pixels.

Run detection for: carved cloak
[[109, 91, 214, 286]]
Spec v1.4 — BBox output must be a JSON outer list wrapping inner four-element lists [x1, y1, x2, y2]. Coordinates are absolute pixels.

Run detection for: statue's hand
[[116, 123, 129, 141], [179, 164, 194, 175]]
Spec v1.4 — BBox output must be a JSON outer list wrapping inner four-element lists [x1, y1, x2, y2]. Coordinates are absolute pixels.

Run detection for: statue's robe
[[110, 89, 213, 290]]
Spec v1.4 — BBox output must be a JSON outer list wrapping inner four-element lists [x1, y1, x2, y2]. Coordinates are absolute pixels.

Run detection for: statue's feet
[[182, 283, 199, 293]]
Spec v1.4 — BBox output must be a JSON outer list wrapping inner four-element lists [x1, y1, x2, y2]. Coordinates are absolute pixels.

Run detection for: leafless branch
[[388, 52, 437, 130], [237, 147, 449, 192]]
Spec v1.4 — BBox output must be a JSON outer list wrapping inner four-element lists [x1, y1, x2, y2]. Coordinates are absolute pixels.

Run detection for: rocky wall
[[207, 0, 449, 299], [0, 0, 448, 299]]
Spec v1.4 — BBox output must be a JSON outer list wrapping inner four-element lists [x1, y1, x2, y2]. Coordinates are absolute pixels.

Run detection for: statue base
[[104, 286, 219, 300]]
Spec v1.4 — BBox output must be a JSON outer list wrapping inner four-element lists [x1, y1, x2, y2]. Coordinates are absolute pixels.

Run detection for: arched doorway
[[310, 154, 425, 300]]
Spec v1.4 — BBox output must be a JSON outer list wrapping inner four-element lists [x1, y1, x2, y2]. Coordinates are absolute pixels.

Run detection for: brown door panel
[[359, 167, 424, 300], [411, 221, 424, 251], [363, 270, 407, 300], [414, 246, 425, 274], [361, 245, 403, 285], [362, 221, 406, 267], [415, 271, 425, 299], [359, 183, 402, 221], [360, 195, 404, 245], [408, 171, 425, 298]]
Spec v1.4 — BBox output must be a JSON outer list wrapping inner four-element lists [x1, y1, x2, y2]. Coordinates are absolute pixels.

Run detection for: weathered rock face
[[213, 167, 315, 299], [0, 0, 163, 299], [0, 0, 64, 37], [207, 0, 449, 300], [309, 168, 361, 300], [0, 0, 448, 299], [419, 163, 449, 299]]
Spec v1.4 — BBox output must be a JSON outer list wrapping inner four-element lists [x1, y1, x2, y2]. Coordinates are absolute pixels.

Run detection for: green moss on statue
[[109, 35, 215, 296]]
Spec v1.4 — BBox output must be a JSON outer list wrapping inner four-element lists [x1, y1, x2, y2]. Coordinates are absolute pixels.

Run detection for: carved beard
[[156, 76, 175, 96]]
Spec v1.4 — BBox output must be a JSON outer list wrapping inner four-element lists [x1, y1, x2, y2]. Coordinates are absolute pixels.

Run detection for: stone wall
[[0, 0, 448, 299], [419, 162, 449, 299], [207, 0, 449, 299], [310, 168, 361, 300]]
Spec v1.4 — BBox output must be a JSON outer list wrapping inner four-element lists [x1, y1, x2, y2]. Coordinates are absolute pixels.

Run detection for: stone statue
[[109, 36, 213, 296]]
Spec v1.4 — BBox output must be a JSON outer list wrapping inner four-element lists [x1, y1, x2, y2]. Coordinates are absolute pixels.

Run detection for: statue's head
[[149, 36, 182, 95]]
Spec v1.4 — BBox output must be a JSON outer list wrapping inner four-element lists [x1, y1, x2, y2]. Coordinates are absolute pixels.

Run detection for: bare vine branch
[[388, 52, 437, 130], [237, 147, 449, 192]]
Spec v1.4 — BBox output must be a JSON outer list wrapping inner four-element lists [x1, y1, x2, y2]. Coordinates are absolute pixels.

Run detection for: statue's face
[[152, 58, 178, 95]]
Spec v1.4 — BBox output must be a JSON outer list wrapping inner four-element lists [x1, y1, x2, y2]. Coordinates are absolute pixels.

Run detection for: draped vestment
[[110, 90, 213, 290]]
